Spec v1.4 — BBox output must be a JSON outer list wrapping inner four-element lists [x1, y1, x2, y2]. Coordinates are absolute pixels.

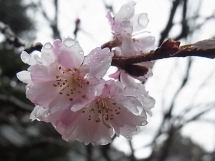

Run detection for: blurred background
[[0, 0, 215, 161]]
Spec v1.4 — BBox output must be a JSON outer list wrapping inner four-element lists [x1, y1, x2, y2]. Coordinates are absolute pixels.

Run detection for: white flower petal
[[21, 51, 37, 65], [16, 71, 32, 84]]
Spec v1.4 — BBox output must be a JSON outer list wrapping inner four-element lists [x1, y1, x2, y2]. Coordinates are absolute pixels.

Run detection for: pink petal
[[58, 37, 84, 69], [29, 64, 56, 83], [115, 2, 135, 22], [41, 42, 57, 65], [26, 81, 60, 107], [84, 47, 113, 79]]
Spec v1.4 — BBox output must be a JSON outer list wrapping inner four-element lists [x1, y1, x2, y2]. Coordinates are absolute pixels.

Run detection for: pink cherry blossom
[[107, 1, 155, 81], [30, 80, 155, 145], [17, 2, 156, 146], [17, 37, 113, 111]]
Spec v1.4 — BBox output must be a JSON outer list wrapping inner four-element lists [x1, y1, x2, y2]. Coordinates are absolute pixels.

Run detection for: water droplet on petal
[[26, 85, 30, 90], [63, 137, 68, 141], [64, 38, 75, 47], [141, 120, 147, 126], [79, 51, 84, 55], [44, 42, 52, 49], [138, 14, 148, 27], [45, 110, 51, 117], [121, 20, 130, 27]]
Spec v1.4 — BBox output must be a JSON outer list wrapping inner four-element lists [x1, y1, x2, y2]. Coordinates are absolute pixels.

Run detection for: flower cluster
[[107, 1, 155, 81], [17, 1, 155, 145]]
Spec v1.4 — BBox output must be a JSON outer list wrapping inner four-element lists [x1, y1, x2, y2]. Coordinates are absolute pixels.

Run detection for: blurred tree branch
[[0, 21, 25, 47], [0, 93, 32, 111]]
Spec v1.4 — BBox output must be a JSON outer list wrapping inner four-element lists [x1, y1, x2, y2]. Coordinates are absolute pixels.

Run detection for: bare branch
[[0, 93, 33, 111], [159, 0, 181, 45], [0, 21, 25, 47]]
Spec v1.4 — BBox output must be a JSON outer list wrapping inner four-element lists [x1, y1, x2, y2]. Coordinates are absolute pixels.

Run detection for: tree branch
[[0, 21, 25, 47], [0, 93, 33, 111], [110, 39, 215, 68]]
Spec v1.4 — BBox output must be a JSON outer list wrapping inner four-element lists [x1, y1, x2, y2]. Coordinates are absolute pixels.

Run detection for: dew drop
[[120, 20, 130, 27], [44, 42, 52, 49], [79, 51, 84, 55], [45, 110, 51, 117], [64, 38, 75, 47], [63, 137, 68, 141], [138, 13, 148, 28], [141, 120, 147, 125], [26, 86, 30, 90], [36, 117, 40, 121]]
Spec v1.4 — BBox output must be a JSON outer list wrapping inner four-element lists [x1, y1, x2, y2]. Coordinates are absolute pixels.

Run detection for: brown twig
[[110, 39, 215, 68]]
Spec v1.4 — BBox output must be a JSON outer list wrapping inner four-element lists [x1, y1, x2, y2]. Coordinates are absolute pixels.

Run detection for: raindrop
[[26, 86, 30, 90], [63, 137, 68, 141], [64, 38, 75, 47], [36, 117, 40, 121], [138, 14, 148, 27], [79, 51, 84, 55], [141, 120, 147, 125], [120, 20, 130, 27], [45, 110, 51, 117], [44, 42, 52, 49]]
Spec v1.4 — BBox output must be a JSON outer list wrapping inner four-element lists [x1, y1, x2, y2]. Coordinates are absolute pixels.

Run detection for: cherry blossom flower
[[17, 2, 156, 146], [17, 38, 113, 111], [30, 80, 155, 145], [107, 1, 155, 81]]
